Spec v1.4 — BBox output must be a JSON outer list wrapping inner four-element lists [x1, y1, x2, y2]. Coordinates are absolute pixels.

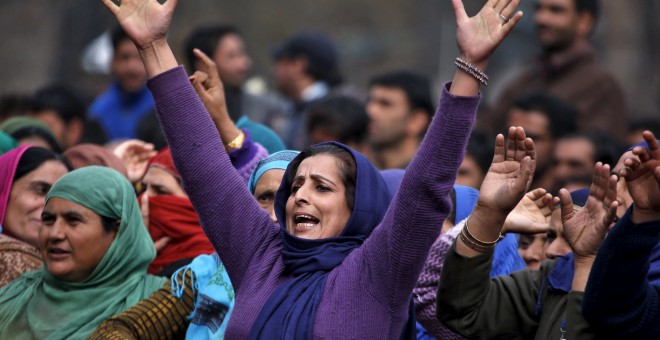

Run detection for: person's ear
[[406, 109, 431, 138], [65, 118, 84, 148], [576, 11, 594, 39], [292, 57, 309, 77]]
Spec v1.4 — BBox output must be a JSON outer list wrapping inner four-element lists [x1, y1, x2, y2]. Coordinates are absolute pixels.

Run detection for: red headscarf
[[142, 148, 215, 274], [0, 145, 31, 228]]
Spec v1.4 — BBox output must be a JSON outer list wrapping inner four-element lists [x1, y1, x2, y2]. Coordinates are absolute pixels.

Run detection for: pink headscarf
[[0, 145, 31, 228]]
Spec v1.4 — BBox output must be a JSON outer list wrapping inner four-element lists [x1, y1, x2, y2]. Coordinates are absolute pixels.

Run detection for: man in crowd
[[268, 31, 343, 150], [482, 0, 627, 141], [505, 92, 577, 189], [366, 71, 433, 169], [89, 27, 156, 142], [31, 84, 107, 148]]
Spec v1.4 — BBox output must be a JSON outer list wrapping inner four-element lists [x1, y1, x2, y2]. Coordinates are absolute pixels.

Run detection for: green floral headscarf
[[0, 166, 166, 339]]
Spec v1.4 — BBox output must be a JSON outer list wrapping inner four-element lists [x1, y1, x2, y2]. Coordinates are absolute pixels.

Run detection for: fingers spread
[[101, 0, 119, 14], [505, 127, 516, 160], [492, 134, 506, 163], [499, 0, 521, 19], [452, 0, 469, 22], [558, 188, 574, 222], [526, 188, 547, 201]]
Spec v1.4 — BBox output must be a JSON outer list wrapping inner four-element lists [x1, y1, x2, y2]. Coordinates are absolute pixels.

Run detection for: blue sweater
[[582, 207, 660, 338]]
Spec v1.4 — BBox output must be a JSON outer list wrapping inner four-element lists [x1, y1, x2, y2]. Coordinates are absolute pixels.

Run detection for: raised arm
[[583, 131, 660, 338], [360, 0, 525, 310], [100, 0, 276, 289]]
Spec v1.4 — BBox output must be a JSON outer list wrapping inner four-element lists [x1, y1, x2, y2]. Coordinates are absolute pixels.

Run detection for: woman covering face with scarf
[[141, 147, 216, 275]]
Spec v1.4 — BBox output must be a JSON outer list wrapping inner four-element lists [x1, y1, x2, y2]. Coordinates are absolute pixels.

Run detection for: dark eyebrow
[[292, 174, 338, 187], [41, 211, 55, 220], [62, 211, 86, 221], [30, 180, 52, 188], [311, 174, 337, 186], [256, 189, 276, 196]]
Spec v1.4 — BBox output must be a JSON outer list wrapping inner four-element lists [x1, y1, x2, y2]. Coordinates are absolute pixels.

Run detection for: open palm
[[560, 163, 619, 259], [503, 188, 557, 234], [478, 126, 536, 213], [101, 0, 177, 49], [622, 131, 660, 213], [453, 0, 523, 65]]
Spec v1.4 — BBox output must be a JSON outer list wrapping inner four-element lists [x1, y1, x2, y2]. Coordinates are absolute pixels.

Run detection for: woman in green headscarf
[[0, 166, 166, 339]]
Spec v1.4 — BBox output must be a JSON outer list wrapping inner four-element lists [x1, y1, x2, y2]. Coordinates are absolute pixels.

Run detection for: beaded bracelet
[[454, 57, 489, 86]]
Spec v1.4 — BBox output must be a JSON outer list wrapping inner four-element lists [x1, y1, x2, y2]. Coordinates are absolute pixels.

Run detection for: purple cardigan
[[147, 66, 479, 338]]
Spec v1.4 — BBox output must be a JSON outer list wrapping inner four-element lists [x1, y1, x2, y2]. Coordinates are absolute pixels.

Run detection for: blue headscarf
[[249, 142, 391, 339], [247, 150, 300, 194]]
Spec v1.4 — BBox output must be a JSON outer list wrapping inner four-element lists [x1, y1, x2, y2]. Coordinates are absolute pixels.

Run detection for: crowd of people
[[0, 0, 658, 338]]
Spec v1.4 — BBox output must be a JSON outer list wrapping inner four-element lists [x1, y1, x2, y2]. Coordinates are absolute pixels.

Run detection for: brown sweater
[[482, 43, 627, 141], [0, 234, 41, 288]]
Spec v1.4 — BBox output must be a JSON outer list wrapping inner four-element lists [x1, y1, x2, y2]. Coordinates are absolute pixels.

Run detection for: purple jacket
[[147, 66, 479, 338]]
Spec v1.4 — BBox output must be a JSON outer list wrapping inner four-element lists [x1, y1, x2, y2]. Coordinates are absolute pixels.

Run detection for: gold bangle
[[225, 131, 245, 152]]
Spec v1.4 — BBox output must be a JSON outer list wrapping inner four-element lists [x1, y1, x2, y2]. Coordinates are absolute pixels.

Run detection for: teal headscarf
[[0, 131, 16, 154], [247, 150, 300, 194], [0, 166, 166, 339]]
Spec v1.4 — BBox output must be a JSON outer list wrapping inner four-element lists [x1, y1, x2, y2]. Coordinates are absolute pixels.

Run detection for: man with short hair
[[89, 27, 155, 142], [483, 0, 627, 140], [268, 32, 343, 150], [366, 71, 433, 169], [31, 84, 107, 149], [506, 92, 577, 189], [551, 131, 622, 191], [185, 25, 285, 153]]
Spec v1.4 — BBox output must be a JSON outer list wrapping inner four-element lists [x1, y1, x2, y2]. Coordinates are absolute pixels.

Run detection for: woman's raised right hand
[[101, 0, 178, 50]]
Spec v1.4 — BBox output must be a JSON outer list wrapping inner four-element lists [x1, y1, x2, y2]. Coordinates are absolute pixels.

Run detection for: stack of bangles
[[455, 57, 489, 86], [459, 219, 502, 253]]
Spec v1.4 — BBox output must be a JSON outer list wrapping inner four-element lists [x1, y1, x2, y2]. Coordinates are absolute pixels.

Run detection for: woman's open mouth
[[294, 214, 320, 230]]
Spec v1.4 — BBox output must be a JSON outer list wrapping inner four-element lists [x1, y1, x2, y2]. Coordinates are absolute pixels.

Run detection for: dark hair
[[286, 144, 357, 210], [0, 94, 31, 121], [184, 25, 240, 72], [369, 71, 434, 117], [466, 130, 494, 176], [111, 26, 131, 51], [272, 32, 343, 87], [11, 127, 62, 153], [31, 84, 87, 124], [512, 92, 578, 139], [628, 118, 660, 138], [100, 215, 119, 233], [447, 187, 457, 225], [14, 147, 71, 182], [307, 96, 369, 145], [574, 0, 599, 21], [558, 131, 624, 167]]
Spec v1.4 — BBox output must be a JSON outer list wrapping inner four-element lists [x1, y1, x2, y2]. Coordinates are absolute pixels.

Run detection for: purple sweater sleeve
[[360, 83, 479, 311], [414, 222, 466, 339], [147, 66, 277, 290]]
